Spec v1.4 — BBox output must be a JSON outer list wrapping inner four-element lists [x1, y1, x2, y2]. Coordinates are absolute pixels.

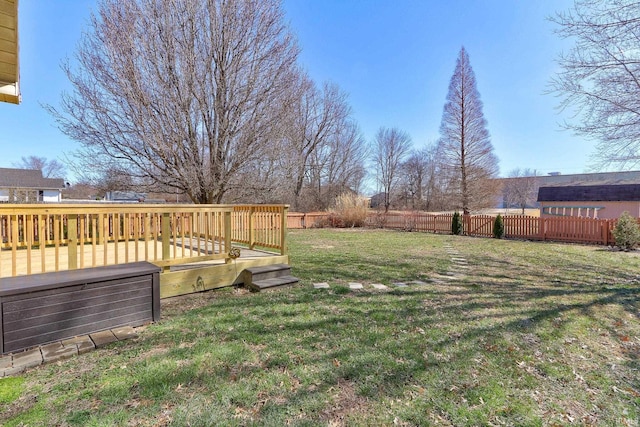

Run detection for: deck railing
[[231, 205, 288, 253], [0, 204, 288, 278]]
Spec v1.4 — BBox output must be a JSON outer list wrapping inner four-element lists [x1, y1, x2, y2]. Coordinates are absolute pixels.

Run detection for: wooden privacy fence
[[0, 204, 288, 278], [287, 212, 331, 229], [368, 212, 618, 245], [288, 211, 622, 246]]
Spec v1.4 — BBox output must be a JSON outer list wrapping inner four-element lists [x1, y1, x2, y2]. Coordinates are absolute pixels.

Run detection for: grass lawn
[[1, 228, 639, 426]]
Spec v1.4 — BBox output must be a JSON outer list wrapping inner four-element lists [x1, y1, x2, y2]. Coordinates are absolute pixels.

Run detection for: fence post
[[464, 214, 471, 236], [67, 214, 78, 270], [280, 205, 288, 255]]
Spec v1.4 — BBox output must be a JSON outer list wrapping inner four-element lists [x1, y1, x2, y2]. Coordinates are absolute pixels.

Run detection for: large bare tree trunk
[[48, 0, 299, 204]]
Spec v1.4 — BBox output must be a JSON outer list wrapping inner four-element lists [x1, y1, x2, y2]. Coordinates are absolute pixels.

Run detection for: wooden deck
[[0, 204, 291, 299], [0, 240, 276, 278]]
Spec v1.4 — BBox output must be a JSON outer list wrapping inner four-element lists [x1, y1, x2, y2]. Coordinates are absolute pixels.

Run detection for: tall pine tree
[[437, 47, 499, 214]]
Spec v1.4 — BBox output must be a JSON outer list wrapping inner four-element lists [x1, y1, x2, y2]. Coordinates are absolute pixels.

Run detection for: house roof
[[0, 168, 65, 190], [0, 0, 19, 104], [538, 184, 640, 202]]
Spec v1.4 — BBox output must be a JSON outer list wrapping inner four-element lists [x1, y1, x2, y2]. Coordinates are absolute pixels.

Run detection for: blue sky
[[0, 0, 591, 181]]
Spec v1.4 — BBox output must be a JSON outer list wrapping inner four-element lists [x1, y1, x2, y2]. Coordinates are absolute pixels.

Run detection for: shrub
[[493, 214, 505, 239], [451, 211, 463, 235], [330, 193, 369, 228], [612, 211, 640, 251]]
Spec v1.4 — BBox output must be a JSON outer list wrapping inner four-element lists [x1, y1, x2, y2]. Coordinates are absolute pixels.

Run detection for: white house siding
[[43, 190, 61, 203], [540, 201, 640, 219]]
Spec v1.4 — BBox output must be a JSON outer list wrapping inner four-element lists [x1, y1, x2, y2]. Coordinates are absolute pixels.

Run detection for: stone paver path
[[311, 241, 470, 292]]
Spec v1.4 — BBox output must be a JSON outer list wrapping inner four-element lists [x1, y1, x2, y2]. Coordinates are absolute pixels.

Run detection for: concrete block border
[[0, 326, 139, 378]]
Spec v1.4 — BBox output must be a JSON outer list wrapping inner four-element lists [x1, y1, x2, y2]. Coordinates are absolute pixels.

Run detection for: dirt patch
[[319, 379, 371, 426]]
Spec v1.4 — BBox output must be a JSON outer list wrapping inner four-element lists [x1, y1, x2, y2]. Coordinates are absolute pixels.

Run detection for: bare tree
[[13, 156, 66, 178], [304, 121, 367, 210], [437, 47, 499, 214], [400, 145, 440, 211], [372, 127, 413, 212], [550, 0, 640, 170], [47, 0, 299, 203], [502, 168, 539, 214], [281, 76, 352, 211]]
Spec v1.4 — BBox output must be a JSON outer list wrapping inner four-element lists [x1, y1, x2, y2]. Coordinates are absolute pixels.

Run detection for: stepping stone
[[313, 282, 330, 289], [348, 282, 363, 290], [409, 280, 428, 285], [371, 283, 388, 290], [393, 282, 408, 287]]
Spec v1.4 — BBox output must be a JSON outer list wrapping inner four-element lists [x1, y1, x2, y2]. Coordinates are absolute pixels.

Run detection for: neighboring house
[[500, 170, 640, 209], [538, 184, 640, 219], [0, 168, 65, 203]]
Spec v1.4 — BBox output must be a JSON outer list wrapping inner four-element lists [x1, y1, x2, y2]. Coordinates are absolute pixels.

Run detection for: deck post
[[224, 210, 232, 263], [280, 205, 288, 255], [161, 212, 171, 271], [10, 214, 17, 276], [249, 206, 255, 250], [67, 214, 78, 270]]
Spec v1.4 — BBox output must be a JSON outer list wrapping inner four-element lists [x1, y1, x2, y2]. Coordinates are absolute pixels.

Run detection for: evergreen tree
[[451, 211, 463, 235], [612, 211, 640, 251], [437, 47, 499, 214], [493, 214, 505, 239]]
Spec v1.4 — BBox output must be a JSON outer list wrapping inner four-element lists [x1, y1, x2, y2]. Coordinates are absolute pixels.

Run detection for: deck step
[[243, 264, 298, 292], [248, 275, 299, 292], [244, 263, 291, 281]]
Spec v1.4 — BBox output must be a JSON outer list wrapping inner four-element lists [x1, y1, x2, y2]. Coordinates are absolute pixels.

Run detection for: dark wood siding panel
[[3, 289, 152, 328], [5, 311, 151, 352], [2, 279, 152, 320]]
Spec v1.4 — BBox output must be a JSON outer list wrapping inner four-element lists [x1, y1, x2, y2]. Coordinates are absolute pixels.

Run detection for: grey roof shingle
[[0, 168, 65, 190], [537, 184, 640, 202]]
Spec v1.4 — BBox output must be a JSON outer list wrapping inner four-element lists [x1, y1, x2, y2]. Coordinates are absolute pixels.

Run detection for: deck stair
[[243, 264, 299, 292]]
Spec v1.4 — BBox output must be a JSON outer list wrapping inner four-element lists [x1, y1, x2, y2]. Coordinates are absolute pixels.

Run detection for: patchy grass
[[2, 229, 639, 426]]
